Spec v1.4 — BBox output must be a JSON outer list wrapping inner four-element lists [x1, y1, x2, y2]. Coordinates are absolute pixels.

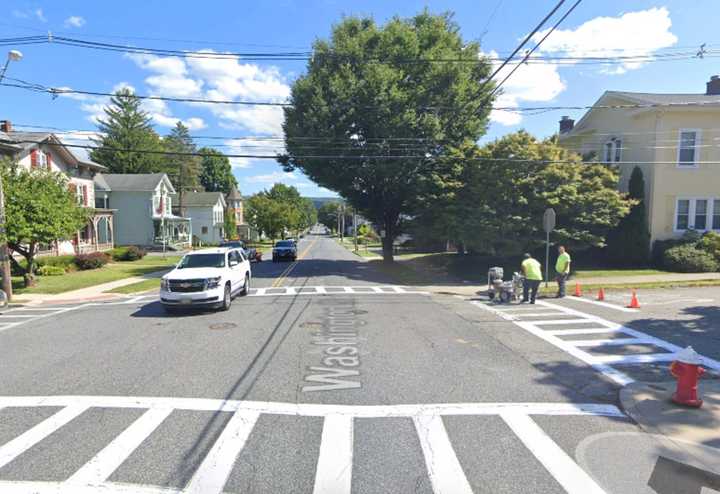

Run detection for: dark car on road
[[220, 240, 259, 262], [272, 240, 297, 262]]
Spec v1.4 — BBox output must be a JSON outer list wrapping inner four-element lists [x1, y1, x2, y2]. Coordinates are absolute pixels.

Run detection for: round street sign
[[543, 208, 556, 233]]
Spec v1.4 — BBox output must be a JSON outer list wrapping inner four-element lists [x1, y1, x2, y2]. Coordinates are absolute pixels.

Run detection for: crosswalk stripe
[[591, 353, 676, 365], [184, 410, 260, 494], [414, 415, 473, 494], [0, 405, 88, 470], [501, 412, 607, 494], [66, 407, 173, 484], [567, 338, 651, 347], [312, 414, 353, 494]]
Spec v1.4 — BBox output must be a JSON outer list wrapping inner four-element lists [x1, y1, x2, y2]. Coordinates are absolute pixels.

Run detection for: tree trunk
[[19, 243, 37, 288], [381, 234, 394, 263]]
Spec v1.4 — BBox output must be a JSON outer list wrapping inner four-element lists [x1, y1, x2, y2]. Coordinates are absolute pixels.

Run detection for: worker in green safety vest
[[520, 253, 543, 304], [555, 245, 572, 298]]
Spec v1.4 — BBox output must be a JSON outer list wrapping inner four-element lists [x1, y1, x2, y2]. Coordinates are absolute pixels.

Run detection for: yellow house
[[557, 76, 720, 245]]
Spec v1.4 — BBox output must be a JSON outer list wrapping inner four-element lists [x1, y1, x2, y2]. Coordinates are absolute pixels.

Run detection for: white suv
[[160, 248, 251, 312]]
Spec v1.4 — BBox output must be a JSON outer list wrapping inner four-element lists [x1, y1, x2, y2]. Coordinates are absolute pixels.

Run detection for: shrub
[[651, 230, 704, 268], [38, 265, 66, 276], [699, 231, 720, 261], [36, 255, 76, 271], [662, 244, 719, 273], [74, 252, 110, 270], [112, 245, 147, 261]]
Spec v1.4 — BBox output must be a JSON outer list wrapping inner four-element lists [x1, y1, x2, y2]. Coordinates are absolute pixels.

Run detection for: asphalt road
[[0, 230, 718, 493]]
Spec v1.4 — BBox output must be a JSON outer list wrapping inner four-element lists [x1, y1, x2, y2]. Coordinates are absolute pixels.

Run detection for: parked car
[[159, 247, 251, 312], [219, 240, 259, 262], [272, 240, 297, 262]]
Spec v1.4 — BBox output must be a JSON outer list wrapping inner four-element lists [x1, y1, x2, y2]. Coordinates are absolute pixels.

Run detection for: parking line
[[313, 414, 354, 494], [185, 410, 260, 494], [502, 413, 608, 494], [67, 407, 173, 484], [567, 296, 639, 313], [414, 415, 473, 494], [0, 405, 89, 470]]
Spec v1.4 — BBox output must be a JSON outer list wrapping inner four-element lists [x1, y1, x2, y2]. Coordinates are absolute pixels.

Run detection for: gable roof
[[170, 191, 226, 208], [0, 131, 106, 170], [99, 173, 173, 192], [561, 90, 720, 140], [226, 185, 242, 200]]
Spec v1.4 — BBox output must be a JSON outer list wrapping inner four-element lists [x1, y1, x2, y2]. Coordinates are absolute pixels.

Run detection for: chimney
[[559, 115, 574, 133], [0, 120, 11, 133], [706, 75, 720, 95]]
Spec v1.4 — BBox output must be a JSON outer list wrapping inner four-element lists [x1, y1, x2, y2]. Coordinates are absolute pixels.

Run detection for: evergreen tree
[[606, 166, 650, 265], [90, 88, 165, 173], [199, 147, 237, 194], [162, 122, 201, 216]]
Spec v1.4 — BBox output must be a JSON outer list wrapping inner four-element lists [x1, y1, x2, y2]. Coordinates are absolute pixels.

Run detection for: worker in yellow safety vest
[[555, 245, 572, 298], [520, 253, 543, 304]]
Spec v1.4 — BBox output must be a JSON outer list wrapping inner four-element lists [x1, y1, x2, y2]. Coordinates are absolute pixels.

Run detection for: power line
[[5, 78, 720, 113], [2, 34, 718, 65], [489, 0, 583, 98]]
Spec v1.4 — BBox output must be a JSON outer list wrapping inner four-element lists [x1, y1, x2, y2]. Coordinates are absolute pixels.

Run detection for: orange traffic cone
[[627, 289, 640, 309], [597, 287, 605, 301], [574, 282, 582, 297]]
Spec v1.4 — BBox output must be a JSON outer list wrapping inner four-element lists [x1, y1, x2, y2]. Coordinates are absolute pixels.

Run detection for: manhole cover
[[209, 322, 237, 330]]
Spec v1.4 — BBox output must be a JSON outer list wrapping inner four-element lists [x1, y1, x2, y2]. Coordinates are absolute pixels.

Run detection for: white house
[[0, 122, 115, 255], [172, 191, 226, 245]]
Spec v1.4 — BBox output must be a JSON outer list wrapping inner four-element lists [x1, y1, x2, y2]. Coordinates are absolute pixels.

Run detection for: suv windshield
[[178, 253, 226, 269], [275, 241, 293, 247]]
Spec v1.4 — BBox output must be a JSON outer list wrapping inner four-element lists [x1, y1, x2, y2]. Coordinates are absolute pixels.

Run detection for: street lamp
[[0, 50, 23, 83]]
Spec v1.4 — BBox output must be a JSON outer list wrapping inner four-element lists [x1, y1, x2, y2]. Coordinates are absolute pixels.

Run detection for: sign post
[[542, 208, 556, 288]]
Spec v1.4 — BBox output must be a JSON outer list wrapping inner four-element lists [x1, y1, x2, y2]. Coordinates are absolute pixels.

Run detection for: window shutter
[[82, 185, 88, 206], [46, 152, 52, 169], [30, 150, 38, 168]]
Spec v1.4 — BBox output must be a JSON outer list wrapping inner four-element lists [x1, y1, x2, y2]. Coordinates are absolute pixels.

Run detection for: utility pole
[[353, 211, 358, 252], [340, 205, 345, 242], [0, 50, 24, 302], [0, 174, 12, 301]]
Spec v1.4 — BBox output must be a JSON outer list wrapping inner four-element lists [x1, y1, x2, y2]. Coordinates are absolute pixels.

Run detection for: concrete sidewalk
[[14, 269, 166, 305], [620, 380, 720, 451]]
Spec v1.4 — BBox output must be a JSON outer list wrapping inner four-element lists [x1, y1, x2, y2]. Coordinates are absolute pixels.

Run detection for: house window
[[603, 138, 622, 163], [678, 130, 699, 167], [201, 226, 208, 235], [676, 199, 690, 230], [38, 152, 48, 169], [695, 199, 708, 230], [676, 198, 717, 231], [75, 184, 84, 206]]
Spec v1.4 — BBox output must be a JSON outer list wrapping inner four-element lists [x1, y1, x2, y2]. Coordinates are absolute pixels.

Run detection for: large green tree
[[317, 201, 343, 231], [199, 147, 237, 194], [415, 132, 633, 255], [163, 122, 201, 216], [90, 88, 165, 173], [1, 160, 89, 286], [245, 193, 288, 240], [281, 12, 494, 262], [606, 166, 650, 265]]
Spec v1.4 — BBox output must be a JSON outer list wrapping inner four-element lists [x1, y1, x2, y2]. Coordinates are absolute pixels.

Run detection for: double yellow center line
[[271, 237, 318, 288]]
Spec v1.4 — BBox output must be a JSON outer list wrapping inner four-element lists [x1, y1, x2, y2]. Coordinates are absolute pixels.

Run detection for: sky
[[1, 0, 718, 196]]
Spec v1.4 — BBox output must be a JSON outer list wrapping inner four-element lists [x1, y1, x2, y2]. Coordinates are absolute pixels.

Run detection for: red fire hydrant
[[670, 346, 704, 408]]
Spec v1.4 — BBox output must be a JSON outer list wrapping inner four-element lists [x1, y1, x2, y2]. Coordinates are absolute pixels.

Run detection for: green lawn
[[106, 278, 161, 294], [573, 268, 669, 278], [12, 255, 181, 295]]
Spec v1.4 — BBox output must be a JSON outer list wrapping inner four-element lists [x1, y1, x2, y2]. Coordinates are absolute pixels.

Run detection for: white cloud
[[221, 137, 284, 169], [245, 171, 298, 184], [487, 7, 678, 126], [64, 16, 86, 28], [126, 54, 203, 98], [484, 50, 565, 126], [13, 8, 46, 22], [151, 114, 207, 130], [532, 7, 678, 74]]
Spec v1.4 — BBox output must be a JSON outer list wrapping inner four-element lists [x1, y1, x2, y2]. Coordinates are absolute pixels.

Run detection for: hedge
[[662, 244, 719, 273], [74, 252, 110, 270]]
